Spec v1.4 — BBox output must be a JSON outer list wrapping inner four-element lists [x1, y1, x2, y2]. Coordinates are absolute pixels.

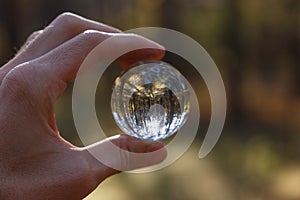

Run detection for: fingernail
[[147, 142, 164, 152]]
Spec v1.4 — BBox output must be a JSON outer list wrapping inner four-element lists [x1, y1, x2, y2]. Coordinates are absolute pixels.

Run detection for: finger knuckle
[[20, 30, 43, 52], [81, 30, 109, 43], [54, 12, 82, 31], [1, 64, 36, 98], [64, 30, 109, 51], [27, 30, 43, 41]]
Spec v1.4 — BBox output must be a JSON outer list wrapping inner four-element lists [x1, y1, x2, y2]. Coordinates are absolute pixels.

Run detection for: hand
[[0, 13, 166, 200]]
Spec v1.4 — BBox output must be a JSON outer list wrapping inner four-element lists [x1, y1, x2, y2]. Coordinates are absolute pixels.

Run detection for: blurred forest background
[[1, 0, 300, 199]]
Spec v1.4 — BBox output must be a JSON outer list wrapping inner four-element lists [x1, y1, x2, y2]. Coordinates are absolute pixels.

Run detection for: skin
[[0, 12, 167, 200]]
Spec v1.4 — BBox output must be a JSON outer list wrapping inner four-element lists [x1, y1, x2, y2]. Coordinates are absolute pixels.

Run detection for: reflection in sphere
[[111, 61, 190, 141]]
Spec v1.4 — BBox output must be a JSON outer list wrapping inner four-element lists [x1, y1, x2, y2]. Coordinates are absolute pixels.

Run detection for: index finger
[[0, 12, 122, 82]]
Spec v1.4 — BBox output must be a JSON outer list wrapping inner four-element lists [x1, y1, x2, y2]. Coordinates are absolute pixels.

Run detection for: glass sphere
[[111, 61, 190, 141]]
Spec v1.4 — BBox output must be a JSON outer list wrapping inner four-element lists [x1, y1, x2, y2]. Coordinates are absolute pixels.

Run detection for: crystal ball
[[111, 61, 190, 141]]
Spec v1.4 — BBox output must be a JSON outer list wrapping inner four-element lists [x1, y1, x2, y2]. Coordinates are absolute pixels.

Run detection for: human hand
[[0, 13, 166, 200]]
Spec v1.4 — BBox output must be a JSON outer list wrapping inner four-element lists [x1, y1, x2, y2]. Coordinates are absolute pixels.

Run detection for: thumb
[[82, 135, 167, 180]]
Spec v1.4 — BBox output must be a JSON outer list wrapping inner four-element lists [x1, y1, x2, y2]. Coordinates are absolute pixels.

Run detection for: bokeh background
[[1, 0, 300, 199]]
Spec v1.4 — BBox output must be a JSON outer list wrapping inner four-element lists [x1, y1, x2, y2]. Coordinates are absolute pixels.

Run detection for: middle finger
[[1, 12, 121, 81]]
